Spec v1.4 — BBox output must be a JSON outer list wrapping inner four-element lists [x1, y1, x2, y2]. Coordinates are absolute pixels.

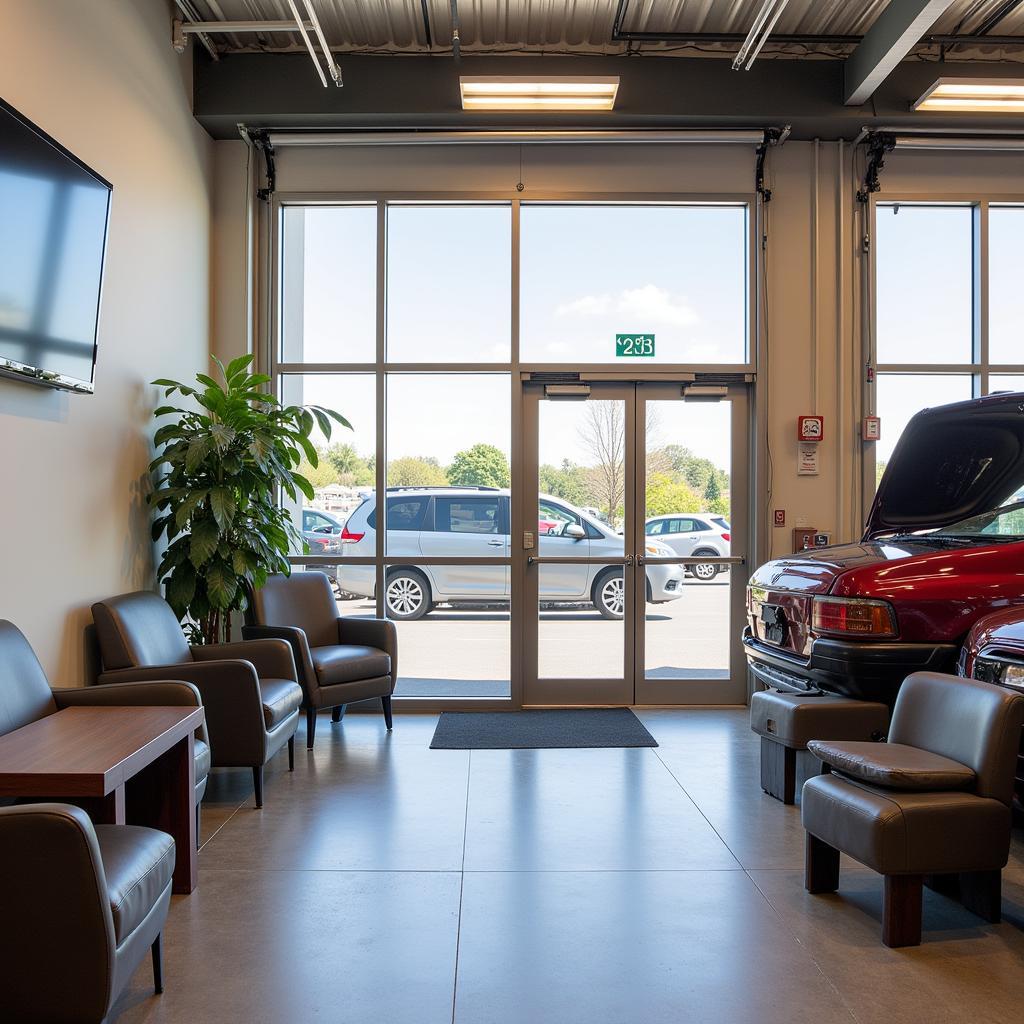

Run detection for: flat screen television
[[0, 98, 112, 394]]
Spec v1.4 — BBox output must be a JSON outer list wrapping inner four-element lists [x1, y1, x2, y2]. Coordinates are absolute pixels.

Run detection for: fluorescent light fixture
[[460, 76, 619, 112], [914, 78, 1024, 113]]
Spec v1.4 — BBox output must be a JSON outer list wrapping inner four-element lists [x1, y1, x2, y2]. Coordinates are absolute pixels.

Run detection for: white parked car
[[644, 513, 730, 581], [336, 487, 685, 620]]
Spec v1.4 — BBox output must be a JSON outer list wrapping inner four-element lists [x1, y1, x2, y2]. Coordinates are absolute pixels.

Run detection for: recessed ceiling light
[[460, 76, 619, 112], [914, 78, 1024, 113]]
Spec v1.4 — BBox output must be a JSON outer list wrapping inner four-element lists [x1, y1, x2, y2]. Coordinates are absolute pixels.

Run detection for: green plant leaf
[[291, 473, 315, 501], [210, 487, 237, 531], [226, 354, 254, 380], [165, 564, 197, 613], [206, 561, 238, 610], [189, 518, 220, 568], [174, 489, 208, 528], [209, 423, 236, 450]]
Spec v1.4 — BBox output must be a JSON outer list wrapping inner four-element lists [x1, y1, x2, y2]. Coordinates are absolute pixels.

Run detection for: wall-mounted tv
[[0, 98, 112, 394]]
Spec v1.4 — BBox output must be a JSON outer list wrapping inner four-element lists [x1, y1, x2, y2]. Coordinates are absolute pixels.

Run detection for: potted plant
[[148, 355, 348, 644]]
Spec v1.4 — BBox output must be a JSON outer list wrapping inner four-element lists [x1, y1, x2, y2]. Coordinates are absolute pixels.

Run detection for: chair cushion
[[194, 736, 211, 784], [93, 824, 175, 944], [750, 691, 889, 749], [807, 740, 976, 791], [259, 678, 303, 729], [802, 772, 1011, 875], [311, 645, 391, 686]]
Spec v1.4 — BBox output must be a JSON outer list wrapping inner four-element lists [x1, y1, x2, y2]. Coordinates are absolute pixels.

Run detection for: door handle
[[636, 554, 645, 566], [624, 555, 634, 567], [487, 539, 504, 546]]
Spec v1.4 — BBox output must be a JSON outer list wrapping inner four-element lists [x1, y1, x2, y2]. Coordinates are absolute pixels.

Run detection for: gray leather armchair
[[0, 619, 210, 826], [92, 592, 303, 807], [802, 672, 1024, 947], [0, 802, 174, 1023], [243, 572, 397, 748]]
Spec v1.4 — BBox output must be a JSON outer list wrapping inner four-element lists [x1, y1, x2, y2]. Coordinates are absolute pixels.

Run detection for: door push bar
[[527, 555, 745, 567]]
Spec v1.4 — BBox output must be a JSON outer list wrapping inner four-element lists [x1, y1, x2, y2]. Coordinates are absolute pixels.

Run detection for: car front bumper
[[742, 628, 959, 705], [647, 565, 686, 603]]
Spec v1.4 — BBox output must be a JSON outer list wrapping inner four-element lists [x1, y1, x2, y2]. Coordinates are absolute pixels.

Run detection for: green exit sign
[[615, 334, 655, 357]]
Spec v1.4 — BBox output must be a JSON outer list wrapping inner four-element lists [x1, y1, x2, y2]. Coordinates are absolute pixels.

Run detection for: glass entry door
[[521, 381, 748, 706]]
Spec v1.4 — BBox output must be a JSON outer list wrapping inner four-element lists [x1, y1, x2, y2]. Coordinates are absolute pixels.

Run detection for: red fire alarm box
[[798, 415, 824, 442]]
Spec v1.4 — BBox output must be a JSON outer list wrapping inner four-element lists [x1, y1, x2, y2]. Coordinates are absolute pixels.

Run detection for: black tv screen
[[0, 98, 111, 393]]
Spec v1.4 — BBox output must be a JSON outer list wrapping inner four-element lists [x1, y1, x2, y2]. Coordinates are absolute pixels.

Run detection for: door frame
[[519, 378, 750, 706]]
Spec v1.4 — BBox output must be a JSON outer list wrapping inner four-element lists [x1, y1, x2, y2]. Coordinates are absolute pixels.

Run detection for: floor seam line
[[451, 747, 471, 1024], [649, 747, 744, 870]]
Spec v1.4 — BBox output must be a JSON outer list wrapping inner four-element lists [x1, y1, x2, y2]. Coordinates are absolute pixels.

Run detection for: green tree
[[704, 474, 721, 505], [448, 443, 510, 488], [327, 443, 374, 486], [539, 459, 589, 506], [388, 456, 448, 488], [645, 473, 701, 517], [298, 455, 340, 489]]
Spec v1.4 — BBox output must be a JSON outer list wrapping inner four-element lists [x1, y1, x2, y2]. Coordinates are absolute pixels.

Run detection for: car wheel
[[593, 570, 625, 620], [385, 570, 432, 620], [691, 551, 721, 582]]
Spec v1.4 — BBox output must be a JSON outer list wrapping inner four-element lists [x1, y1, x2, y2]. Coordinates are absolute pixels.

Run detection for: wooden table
[[0, 705, 204, 894]]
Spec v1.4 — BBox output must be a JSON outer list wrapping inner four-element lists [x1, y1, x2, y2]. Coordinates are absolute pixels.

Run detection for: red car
[[744, 393, 1024, 705], [960, 607, 1024, 809]]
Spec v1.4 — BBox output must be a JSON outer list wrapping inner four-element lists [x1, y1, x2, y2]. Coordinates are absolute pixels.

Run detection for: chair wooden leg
[[958, 870, 1002, 923], [288, 735, 295, 771], [883, 874, 923, 948], [252, 765, 264, 808], [805, 833, 841, 894], [151, 934, 164, 994], [382, 695, 393, 730], [331, 704, 346, 723], [306, 707, 317, 749]]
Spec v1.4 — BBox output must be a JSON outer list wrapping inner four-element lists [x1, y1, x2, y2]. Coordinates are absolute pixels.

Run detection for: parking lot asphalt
[[339, 578, 731, 697]]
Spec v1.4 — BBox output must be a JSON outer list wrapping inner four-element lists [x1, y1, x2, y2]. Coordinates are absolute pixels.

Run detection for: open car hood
[[865, 393, 1024, 539]]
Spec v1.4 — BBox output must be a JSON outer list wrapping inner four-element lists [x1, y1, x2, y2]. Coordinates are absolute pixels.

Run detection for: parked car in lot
[[300, 508, 344, 588], [645, 512, 730, 581], [744, 393, 1024, 705], [336, 487, 685, 620]]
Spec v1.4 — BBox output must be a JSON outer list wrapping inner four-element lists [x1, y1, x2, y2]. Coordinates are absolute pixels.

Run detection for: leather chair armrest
[[53, 681, 209, 746], [98, 662, 266, 763], [191, 639, 297, 682], [242, 624, 317, 697], [338, 617, 398, 684]]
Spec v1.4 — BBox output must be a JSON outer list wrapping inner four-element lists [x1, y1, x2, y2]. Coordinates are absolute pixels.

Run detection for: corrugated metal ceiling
[[184, 1, 1024, 55]]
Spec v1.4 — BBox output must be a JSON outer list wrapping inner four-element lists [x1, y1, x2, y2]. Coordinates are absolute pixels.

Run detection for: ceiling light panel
[[914, 78, 1024, 113], [460, 76, 619, 112]]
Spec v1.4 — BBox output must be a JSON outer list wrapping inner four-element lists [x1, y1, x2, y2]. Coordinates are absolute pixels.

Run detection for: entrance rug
[[429, 708, 658, 749]]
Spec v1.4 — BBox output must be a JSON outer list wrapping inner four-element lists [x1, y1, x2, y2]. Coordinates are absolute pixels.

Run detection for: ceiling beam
[[844, 1, 956, 106]]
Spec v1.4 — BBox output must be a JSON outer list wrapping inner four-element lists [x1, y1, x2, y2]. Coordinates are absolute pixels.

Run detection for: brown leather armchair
[[0, 619, 210, 829], [91, 592, 303, 807], [243, 572, 397, 748], [802, 672, 1024, 947], [0, 802, 174, 1023]]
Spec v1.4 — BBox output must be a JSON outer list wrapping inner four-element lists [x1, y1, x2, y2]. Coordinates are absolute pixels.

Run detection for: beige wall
[[0, 0, 212, 682]]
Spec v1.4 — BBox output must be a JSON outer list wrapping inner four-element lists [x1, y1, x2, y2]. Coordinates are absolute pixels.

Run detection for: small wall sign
[[773, 509, 786, 527], [798, 415, 824, 442], [615, 334, 655, 357], [862, 416, 881, 441], [797, 442, 820, 476]]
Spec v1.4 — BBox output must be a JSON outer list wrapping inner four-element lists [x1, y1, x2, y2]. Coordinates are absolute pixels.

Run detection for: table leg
[[81, 784, 126, 825], [151, 733, 197, 894]]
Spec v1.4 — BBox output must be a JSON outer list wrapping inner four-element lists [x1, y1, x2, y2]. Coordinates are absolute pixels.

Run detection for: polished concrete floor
[[112, 709, 1024, 1024]]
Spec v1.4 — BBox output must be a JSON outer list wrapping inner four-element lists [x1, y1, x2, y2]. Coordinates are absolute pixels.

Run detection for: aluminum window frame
[[268, 191, 757, 709]]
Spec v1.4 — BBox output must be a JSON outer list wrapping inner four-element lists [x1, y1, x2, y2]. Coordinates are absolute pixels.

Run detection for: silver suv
[[644, 513, 730, 581], [336, 487, 685, 620]]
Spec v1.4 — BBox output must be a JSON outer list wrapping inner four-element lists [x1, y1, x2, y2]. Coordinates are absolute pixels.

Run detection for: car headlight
[[973, 654, 1024, 690], [811, 596, 898, 638]]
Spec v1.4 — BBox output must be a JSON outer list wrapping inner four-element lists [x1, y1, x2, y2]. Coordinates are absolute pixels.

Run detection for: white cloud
[[554, 284, 699, 329], [616, 284, 698, 328], [554, 294, 611, 317]]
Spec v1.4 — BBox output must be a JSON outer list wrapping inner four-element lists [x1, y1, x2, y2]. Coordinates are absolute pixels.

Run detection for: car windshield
[[930, 499, 1024, 540]]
